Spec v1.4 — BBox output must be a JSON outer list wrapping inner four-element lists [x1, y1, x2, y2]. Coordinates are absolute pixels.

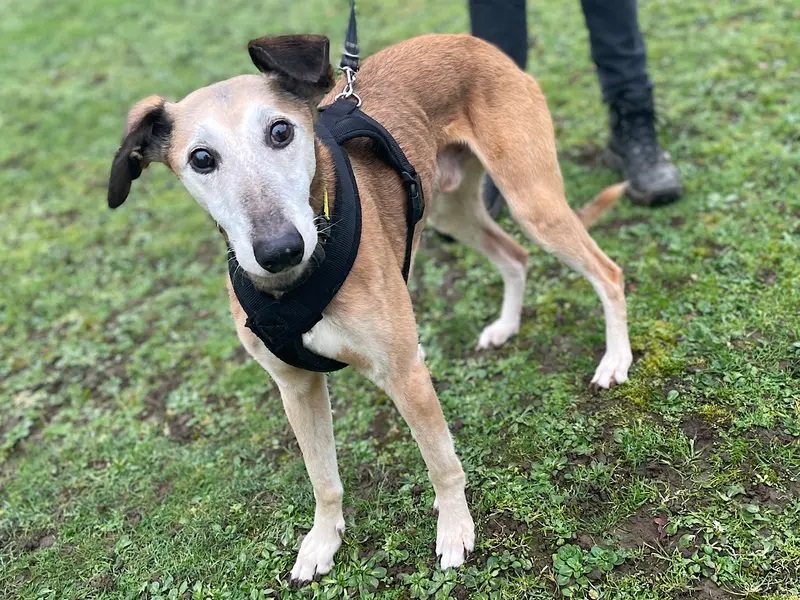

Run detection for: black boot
[[604, 89, 682, 206], [481, 175, 505, 219]]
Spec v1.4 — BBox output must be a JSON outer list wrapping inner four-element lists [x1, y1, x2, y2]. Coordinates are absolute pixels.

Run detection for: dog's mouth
[[245, 263, 310, 294]]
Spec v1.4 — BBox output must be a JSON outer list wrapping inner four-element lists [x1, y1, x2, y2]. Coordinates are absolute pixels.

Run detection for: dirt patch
[[669, 216, 686, 228], [139, 378, 176, 421], [124, 509, 142, 527], [566, 480, 612, 521], [366, 407, 403, 443], [611, 508, 669, 550], [138, 375, 203, 444], [0, 153, 29, 169], [757, 268, 777, 285], [535, 333, 583, 375], [0, 414, 25, 445], [748, 425, 796, 446], [673, 577, 730, 599], [19, 530, 57, 552], [90, 572, 116, 591], [88, 458, 110, 470], [634, 461, 684, 491], [166, 412, 200, 442], [482, 511, 529, 539], [451, 584, 469, 600], [155, 479, 174, 502], [742, 481, 799, 513], [592, 214, 650, 233], [680, 414, 719, 452], [384, 561, 416, 582]]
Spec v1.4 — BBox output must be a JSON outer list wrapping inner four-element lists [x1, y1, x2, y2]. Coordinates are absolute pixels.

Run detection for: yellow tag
[[323, 188, 330, 220]]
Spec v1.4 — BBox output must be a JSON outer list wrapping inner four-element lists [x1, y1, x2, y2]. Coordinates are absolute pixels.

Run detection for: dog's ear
[[108, 95, 172, 209], [247, 35, 335, 101]]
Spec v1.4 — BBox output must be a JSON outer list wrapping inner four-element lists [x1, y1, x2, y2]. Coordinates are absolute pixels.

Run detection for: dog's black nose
[[253, 226, 305, 273]]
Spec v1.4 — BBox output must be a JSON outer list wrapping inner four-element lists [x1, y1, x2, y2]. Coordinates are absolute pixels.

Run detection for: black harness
[[228, 98, 425, 372]]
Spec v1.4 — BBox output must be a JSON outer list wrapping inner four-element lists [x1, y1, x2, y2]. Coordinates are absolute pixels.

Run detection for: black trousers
[[468, 0, 652, 104]]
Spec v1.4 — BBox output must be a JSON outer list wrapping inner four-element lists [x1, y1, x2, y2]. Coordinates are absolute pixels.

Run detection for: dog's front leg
[[372, 349, 475, 570], [230, 290, 344, 581], [272, 370, 345, 582]]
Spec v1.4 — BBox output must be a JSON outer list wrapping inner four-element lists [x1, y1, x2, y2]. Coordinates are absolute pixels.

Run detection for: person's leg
[[468, 0, 528, 218], [580, 0, 682, 205], [580, 0, 650, 103], [468, 0, 528, 70]]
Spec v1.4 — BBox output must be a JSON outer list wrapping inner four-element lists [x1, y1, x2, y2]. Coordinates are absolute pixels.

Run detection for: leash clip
[[334, 66, 363, 107]]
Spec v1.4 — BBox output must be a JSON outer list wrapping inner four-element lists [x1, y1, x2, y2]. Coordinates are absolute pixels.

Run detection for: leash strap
[[341, 0, 359, 71]]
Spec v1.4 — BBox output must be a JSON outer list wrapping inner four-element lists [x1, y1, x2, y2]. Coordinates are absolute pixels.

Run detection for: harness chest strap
[[228, 98, 425, 372]]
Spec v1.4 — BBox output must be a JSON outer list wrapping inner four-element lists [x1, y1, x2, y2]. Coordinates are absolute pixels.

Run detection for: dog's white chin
[[247, 263, 309, 294]]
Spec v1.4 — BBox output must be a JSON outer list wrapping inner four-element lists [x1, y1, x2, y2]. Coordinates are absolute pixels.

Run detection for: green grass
[[1, 0, 799, 598]]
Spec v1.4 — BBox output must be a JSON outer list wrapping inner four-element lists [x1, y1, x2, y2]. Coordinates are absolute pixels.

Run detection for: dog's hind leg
[[430, 149, 528, 349], [508, 184, 631, 387], [460, 81, 632, 387], [476, 157, 631, 386]]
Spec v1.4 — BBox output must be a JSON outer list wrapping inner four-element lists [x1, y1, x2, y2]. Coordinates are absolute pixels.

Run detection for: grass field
[[1, 0, 799, 598]]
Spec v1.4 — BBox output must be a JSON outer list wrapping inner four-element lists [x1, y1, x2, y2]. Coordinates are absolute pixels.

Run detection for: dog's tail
[[575, 182, 628, 228]]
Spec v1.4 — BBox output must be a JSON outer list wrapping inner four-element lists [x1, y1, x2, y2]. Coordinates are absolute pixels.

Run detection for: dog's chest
[[301, 317, 387, 385], [302, 318, 346, 362]]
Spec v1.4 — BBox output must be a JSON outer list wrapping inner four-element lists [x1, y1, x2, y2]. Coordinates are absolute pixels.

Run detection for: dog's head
[[108, 35, 335, 292]]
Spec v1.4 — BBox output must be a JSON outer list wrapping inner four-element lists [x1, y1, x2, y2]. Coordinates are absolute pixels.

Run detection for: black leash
[[334, 0, 362, 106], [341, 0, 359, 71]]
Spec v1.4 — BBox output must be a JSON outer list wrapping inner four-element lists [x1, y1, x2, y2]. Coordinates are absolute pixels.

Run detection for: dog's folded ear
[[248, 35, 335, 101], [108, 96, 172, 209]]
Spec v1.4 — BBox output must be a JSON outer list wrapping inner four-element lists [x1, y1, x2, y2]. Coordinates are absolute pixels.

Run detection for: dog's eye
[[269, 121, 293, 148], [189, 148, 216, 174]]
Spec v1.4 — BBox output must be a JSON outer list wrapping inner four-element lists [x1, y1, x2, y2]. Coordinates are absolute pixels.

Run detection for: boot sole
[[602, 147, 683, 207]]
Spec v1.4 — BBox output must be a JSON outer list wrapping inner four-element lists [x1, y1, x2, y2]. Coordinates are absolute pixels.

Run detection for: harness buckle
[[401, 171, 424, 221], [333, 66, 363, 107]]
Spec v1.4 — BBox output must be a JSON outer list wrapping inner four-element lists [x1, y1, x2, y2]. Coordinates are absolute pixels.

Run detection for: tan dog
[[108, 33, 632, 581]]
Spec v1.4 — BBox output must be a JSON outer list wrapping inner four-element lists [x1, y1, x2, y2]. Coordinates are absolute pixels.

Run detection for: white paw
[[436, 507, 475, 570], [418, 343, 426, 361], [476, 318, 520, 350], [290, 518, 345, 582], [590, 350, 633, 388]]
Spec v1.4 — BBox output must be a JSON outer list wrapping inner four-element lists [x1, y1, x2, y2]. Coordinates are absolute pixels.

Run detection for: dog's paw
[[590, 350, 633, 389], [476, 318, 520, 350], [290, 518, 345, 582], [436, 506, 475, 570]]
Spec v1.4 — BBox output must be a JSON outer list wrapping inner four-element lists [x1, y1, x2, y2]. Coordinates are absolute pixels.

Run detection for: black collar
[[227, 98, 424, 372]]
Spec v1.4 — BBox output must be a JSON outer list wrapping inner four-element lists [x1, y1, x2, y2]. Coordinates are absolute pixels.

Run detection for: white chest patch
[[302, 318, 346, 362], [302, 317, 388, 385]]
